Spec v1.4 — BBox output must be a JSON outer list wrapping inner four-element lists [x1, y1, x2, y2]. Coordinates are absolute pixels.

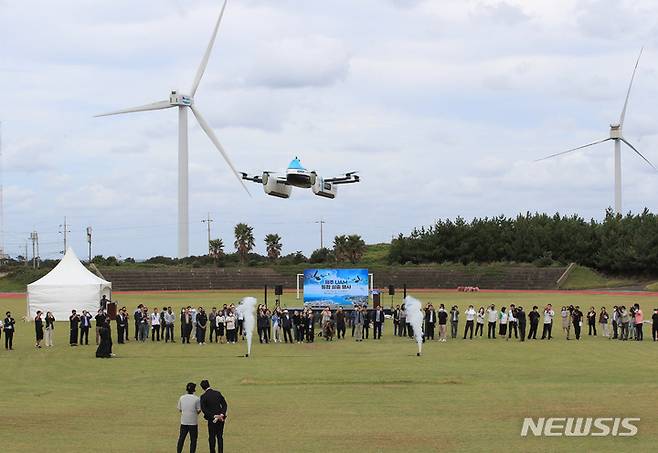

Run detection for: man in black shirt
[[424, 304, 436, 341], [199, 380, 228, 453], [571, 306, 584, 340], [94, 309, 106, 345], [527, 306, 540, 340], [69, 310, 80, 346], [516, 306, 526, 341], [116, 307, 128, 344], [3, 311, 15, 350]]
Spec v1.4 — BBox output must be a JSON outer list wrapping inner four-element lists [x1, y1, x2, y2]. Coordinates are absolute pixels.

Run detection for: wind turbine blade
[[621, 137, 657, 170], [190, 105, 251, 196], [619, 47, 643, 127], [190, 0, 228, 97], [94, 100, 172, 117], [534, 138, 611, 162]]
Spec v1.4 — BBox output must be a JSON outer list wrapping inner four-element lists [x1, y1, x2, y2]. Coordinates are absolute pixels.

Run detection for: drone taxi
[[241, 157, 360, 199]]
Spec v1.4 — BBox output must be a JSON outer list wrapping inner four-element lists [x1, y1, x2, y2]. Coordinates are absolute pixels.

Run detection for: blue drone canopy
[[288, 157, 305, 170]]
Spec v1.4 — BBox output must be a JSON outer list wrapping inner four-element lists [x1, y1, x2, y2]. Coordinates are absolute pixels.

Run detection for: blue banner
[[303, 269, 369, 308]]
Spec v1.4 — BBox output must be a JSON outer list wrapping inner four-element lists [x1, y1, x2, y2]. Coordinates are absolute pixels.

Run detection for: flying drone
[[241, 157, 360, 199]]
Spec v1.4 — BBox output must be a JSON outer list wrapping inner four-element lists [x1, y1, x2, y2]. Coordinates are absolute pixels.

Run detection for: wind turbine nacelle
[[264, 175, 291, 199], [609, 124, 622, 139], [312, 178, 337, 199], [169, 91, 193, 106]]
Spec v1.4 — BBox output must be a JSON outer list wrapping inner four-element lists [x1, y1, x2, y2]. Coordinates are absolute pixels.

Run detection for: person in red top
[[633, 303, 644, 341]]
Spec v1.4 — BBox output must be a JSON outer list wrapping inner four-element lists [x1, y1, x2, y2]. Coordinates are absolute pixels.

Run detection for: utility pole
[[30, 231, 38, 269], [315, 220, 326, 249], [201, 212, 214, 255], [24, 242, 28, 267], [86, 226, 93, 262], [59, 217, 70, 253]]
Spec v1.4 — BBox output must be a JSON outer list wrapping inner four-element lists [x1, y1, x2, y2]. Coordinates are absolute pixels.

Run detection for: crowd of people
[[2, 301, 658, 352]]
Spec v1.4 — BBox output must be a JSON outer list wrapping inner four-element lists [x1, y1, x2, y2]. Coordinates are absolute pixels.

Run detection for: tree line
[[389, 209, 658, 275]]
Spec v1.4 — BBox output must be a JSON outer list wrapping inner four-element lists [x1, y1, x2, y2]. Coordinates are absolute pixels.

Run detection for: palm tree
[[234, 223, 255, 264], [346, 234, 366, 264], [264, 233, 283, 261], [333, 235, 348, 262], [209, 238, 224, 264]]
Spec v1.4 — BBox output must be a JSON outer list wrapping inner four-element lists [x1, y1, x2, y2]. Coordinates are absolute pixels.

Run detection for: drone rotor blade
[[621, 137, 657, 170], [190, 105, 251, 196], [190, 0, 228, 96], [620, 47, 643, 127], [535, 138, 611, 162], [94, 100, 172, 117]]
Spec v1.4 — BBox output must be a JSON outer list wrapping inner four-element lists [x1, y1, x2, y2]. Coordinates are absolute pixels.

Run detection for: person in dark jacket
[[572, 306, 584, 340], [424, 304, 436, 340], [527, 306, 540, 340], [257, 308, 270, 344], [335, 307, 346, 339], [516, 306, 526, 342], [281, 310, 294, 343], [199, 380, 228, 453], [34, 311, 44, 348], [293, 311, 304, 343], [69, 310, 80, 346], [196, 308, 208, 344], [3, 311, 15, 350], [306, 311, 315, 342], [95, 319, 113, 358], [372, 305, 385, 339]]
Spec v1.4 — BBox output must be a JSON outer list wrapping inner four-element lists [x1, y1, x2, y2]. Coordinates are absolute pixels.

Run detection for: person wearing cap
[[177, 382, 201, 453]]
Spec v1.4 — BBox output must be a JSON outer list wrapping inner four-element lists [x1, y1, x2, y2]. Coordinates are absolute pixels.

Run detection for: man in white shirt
[[165, 307, 176, 343], [541, 304, 555, 340], [151, 308, 161, 342], [177, 382, 201, 453], [463, 305, 476, 339], [486, 305, 497, 339]]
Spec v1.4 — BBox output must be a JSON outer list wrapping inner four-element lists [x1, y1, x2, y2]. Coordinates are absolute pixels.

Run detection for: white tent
[[27, 248, 112, 319]]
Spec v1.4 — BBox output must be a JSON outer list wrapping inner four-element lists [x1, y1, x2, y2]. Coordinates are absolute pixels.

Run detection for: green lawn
[[1, 290, 657, 453]]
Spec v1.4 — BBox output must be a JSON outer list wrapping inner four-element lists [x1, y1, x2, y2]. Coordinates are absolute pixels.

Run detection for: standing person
[[335, 307, 346, 339], [281, 310, 293, 343], [78, 310, 92, 345], [165, 307, 176, 343], [516, 306, 526, 342], [95, 319, 113, 358], [450, 306, 459, 339], [373, 305, 385, 339], [362, 308, 371, 340], [293, 310, 304, 343], [224, 310, 236, 344], [652, 308, 658, 342], [44, 311, 55, 347], [151, 307, 162, 342], [393, 305, 400, 336], [272, 309, 282, 343], [306, 310, 315, 342], [437, 304, 448, 342], [475, 307, 485, 337], [619, 306, 630, 341], [399, 305, 407, 337], [134, 304, 143, 341], [633, 303, 644, 341], [177, 382, 201, 453], [69, 310, 80, 346], [424, 304, 436, 341], [628, 306, 636, 340], [498, 307, 508, 337], [199, 380, 228, 453], [571, 306, 583, 340], [611, 305, 619, 340], [116, 308, 127, 344], [196, 308, 208, 345], [463, 305, 476, 339], [587, 307, 597, 336], [3, 311, 14, 350], [486, 304, 497, 339], [507, 305, 518, 340], [208, 308, 217, 343], [257, 308, 268, 344], [560, 306, 571, 340], [527, 306, 540, 340], [541, 304, 555, 340], [237, 310, 244, 340], [181, 309, 192, 344], [138, 307, 150, 342], [94, 309, 105, 345], [34, 311, 44, 348], [599, 307, 610, 338], [354, 306, 364, 342], [100, 295, 109, 311]]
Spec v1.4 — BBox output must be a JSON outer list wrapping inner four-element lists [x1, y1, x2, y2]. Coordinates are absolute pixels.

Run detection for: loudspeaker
[[275, 285, 283, 296], [388, 285, 395, 296], [107, 302, 117, 321]]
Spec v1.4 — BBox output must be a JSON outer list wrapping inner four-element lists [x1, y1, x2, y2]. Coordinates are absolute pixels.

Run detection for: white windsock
[[404, 296, 424, 355], [236, 297, 257, 357]]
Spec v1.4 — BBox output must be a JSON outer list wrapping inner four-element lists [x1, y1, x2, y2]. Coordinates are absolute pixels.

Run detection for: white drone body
[[242, 157, 360, 199]]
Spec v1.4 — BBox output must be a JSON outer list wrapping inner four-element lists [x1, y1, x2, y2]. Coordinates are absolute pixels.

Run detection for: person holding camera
[[541, 304, 554, 340], [177, 382, 201, 453]]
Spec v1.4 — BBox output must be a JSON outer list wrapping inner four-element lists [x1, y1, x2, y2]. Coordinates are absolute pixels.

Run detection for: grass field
[[1, 290, 657, 452]]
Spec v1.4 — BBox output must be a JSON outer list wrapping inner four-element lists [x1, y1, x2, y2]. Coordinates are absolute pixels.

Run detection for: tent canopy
[[27, 248, 112, 319]]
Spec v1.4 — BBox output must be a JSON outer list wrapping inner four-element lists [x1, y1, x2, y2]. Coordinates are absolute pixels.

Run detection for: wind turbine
[[95, 0, 249, 258], [536, 48, 656, 215]]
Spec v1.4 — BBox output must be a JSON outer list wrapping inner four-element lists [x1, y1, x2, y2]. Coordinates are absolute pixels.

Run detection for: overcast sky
[[2, 0, 658, 260]]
